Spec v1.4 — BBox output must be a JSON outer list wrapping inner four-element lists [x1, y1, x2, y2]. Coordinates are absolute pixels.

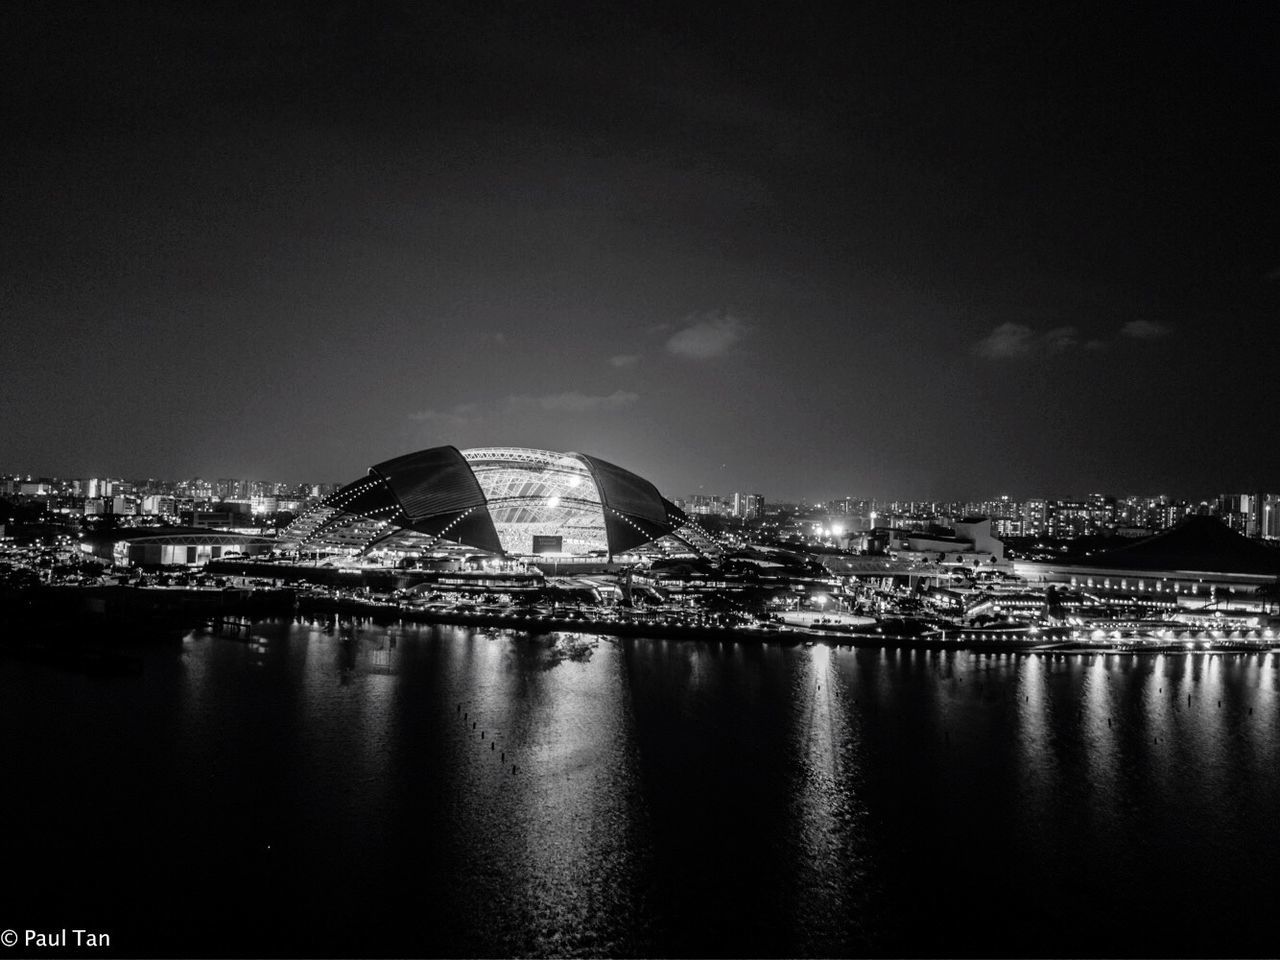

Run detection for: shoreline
[[3, 585, 1275, 661], [291, 596, 1280, 656]]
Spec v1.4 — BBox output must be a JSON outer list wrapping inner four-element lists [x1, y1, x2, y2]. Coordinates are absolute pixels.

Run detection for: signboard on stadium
[[531, 535, 563, 555]]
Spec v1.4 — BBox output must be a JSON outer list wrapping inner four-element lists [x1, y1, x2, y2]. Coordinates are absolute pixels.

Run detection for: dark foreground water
[[2, 620, 1277, 958]]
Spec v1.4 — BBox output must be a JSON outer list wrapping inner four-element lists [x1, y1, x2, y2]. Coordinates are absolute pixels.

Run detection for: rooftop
[[1075, 517, 1280, 576]]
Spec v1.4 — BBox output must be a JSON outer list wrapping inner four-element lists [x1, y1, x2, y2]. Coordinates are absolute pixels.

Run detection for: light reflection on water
[[0, 622, 1277, 957], [788, 644, 856, 952]]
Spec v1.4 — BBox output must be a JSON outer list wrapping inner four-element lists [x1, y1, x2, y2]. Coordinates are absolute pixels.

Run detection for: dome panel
[[573, 453, 669, 526], [372, 446, 489, 521]]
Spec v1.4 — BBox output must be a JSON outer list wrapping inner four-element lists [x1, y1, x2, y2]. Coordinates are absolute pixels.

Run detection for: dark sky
[[3, 2, 1278, 500]]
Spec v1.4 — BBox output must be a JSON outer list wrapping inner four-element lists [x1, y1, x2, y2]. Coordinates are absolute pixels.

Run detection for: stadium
[[279, 446, 716, 562]]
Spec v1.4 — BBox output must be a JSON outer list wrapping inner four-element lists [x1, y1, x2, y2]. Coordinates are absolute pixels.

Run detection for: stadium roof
[[282, 445, 707, 558], [1074, 517, 1280, 576]]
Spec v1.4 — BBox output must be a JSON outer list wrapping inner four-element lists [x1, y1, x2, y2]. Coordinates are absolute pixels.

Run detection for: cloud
[[609, 353, 640, 367], [973, 322, 1035, 359], [1043, 325, 1080, 352], [974, 319, 1171, 359], [407, 402, 483, 428], [509, 390, 639, 413], [1120, 319, 1171, 340], [666, 314, 745, 359], [411, 392, 639, 427]]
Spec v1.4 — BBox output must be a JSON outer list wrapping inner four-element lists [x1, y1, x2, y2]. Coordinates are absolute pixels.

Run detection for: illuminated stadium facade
[[280, 446, 715, 560]]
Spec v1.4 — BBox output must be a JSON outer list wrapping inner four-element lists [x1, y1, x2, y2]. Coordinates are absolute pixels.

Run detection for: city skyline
[[7, 463, 1280, 547], [5, 462, 1279, 511], [5, 462, 1280, 504]]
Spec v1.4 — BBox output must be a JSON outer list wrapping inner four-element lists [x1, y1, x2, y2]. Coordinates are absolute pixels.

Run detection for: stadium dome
[[281, 446, 707, 558]]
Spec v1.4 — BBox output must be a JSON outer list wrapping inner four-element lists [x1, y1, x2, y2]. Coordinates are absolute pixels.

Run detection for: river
[[1, 619, 1276, 957]]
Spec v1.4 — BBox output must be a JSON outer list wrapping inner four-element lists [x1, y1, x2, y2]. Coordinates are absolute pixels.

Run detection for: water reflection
[[1, 624, 1278, 957], [786, 645, 869, 953]]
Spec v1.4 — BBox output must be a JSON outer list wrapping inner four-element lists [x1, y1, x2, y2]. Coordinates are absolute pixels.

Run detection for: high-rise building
[[1048, 500, 1090, 538], [1022, 498, 1048, 536], [141, 495, 176, 516], [1262, 495, 1280, 540], [1086, 493, 1116, 531], [730, 492, 766, 519], [1216, 494, 1257, 537], [979, 496, 1019, 522]]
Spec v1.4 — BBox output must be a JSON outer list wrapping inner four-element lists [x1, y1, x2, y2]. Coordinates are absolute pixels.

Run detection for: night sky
[[3, 2, 1278, 500]]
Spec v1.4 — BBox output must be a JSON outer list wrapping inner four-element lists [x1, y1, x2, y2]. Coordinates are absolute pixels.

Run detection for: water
[[2, 621, 1277, 957]]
